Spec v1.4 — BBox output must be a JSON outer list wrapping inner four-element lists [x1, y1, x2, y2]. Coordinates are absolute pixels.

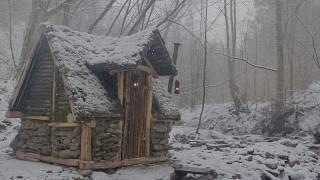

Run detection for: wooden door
[[122, 71, 151, 159]]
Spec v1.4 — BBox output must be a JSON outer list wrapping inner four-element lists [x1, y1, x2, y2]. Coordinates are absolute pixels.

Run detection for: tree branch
[[216, 53, 277, 72], [46, 0, 75, 18], [88, 0, 117, 34]]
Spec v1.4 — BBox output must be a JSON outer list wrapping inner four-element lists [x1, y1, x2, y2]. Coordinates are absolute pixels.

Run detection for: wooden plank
[[136, 64, 158, 78], [117, 71, 124, 105], [122, 72, 130, 159], [16, 150, 79, 166], [81, 123, 92, 161], [145, 75, 153, 156], [23, 116, 50, 121], [6, 111, 23, 118], [117, 120, 123, 160], [48, 122, 80, 127], [90, 156, 168, 170], [121, 156, 168, 167]]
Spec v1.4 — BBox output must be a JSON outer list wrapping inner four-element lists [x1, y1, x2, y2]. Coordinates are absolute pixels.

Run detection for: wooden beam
[[16, 150, 79, 166], [117, 120, 123, 160], [117, 71, 124, 105], [48, 122, 80, 128], [23, 116, 50, 121], [137, 64, 158, 78], [90, 156, 168, 170], [121, 156, 168, 166], [145, 75, 153, 156], [80, 123, 92, 161], [6, 111, 23, 118]]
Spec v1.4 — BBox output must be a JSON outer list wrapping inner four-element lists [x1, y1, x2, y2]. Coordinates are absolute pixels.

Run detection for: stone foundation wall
[[150, 121, 173, 157], [92, 120, 121, 161], [11, 119, 51, 156], [51, 127, 80, 159]]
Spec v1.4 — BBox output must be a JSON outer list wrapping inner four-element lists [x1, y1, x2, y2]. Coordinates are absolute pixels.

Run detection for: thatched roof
[[10, 25, 180, 120]]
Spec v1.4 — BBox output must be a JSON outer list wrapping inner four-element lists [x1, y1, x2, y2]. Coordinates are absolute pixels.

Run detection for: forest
[[1, 0, 320, 179]]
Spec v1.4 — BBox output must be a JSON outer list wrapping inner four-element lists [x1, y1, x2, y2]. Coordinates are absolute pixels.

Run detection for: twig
[[216, 53, 277, 72]]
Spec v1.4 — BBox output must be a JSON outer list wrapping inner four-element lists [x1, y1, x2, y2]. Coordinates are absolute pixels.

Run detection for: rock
[[94, 126, 105, 134], [232, 174, 242, 179], [80, 170, 92, 177], [152, 144, 167, 151], [288, 155, 299, 167], [279, 139, 298, 147], [246, 156, 253, 162], [264, 159, 278, 170], [59, 150, 79, 158], [247, 148, 254, 155], [152, 123, 168, 133], [276, 153, 289, 160], [2, 119, 12, 126], [288, 171, 306, 180], [0, 123, 6, 131], [265, 152, 275, 159], [62, 138, 71, 145], [16, 176, 23, 179]]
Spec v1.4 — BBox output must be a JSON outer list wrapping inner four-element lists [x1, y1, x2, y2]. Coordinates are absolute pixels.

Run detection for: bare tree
[[224, 0, 242, 115], [272, 0, 286, 134], [88, 0, 117, 34], [106, 0, 130, 36], [196, 0, 208, 134], [7, 0, 17, 71], [128, 0, 156, 35]]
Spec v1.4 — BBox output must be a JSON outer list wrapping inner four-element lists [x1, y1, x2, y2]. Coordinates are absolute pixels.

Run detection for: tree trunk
[[272, 0, 286, 134], [196, 0, 208, 134], [18, 0, 47, 73], [224, 0, 242, 116]]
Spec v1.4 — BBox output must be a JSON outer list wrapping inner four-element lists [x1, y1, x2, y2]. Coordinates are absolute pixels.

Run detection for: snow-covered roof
[[153, 80, 180, 121], [46, 25, 152, 68], [45, 25, 177, 75], [10, 25, 179, 119]]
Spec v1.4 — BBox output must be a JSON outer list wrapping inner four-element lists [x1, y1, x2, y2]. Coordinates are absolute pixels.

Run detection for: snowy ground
[[1, 80, 320, 179]]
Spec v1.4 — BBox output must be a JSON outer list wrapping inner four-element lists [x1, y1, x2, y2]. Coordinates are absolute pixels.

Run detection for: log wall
[[21, 44, 53, 116], [54, 71, 70, 122]]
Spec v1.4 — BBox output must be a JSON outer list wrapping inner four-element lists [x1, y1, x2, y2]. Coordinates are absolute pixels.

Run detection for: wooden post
[[117, 71, 124, 105], [81, 123, 92, 161], [145, 75, 153, 156]]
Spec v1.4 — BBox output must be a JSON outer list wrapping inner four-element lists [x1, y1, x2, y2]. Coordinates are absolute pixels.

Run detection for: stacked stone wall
[[150, 121, 173, 157], [51, 127, 80, 159], [11, 119, 51, 156], [92, 120, 121, 161]]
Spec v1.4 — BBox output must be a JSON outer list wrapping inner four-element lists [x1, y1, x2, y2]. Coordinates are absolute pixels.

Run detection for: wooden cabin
[[6, 25, 180, 171]]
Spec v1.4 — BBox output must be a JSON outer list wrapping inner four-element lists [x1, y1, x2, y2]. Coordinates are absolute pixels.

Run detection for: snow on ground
[[1, 80, 320, 179], [179, 81, 320, 135], [170, 126, 320, 179]]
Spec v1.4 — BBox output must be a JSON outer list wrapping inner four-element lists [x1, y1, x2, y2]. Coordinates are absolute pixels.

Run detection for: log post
[[145, 75, 153, 156], [80, 122, 92, 161], [117, 71, 124, 105]]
